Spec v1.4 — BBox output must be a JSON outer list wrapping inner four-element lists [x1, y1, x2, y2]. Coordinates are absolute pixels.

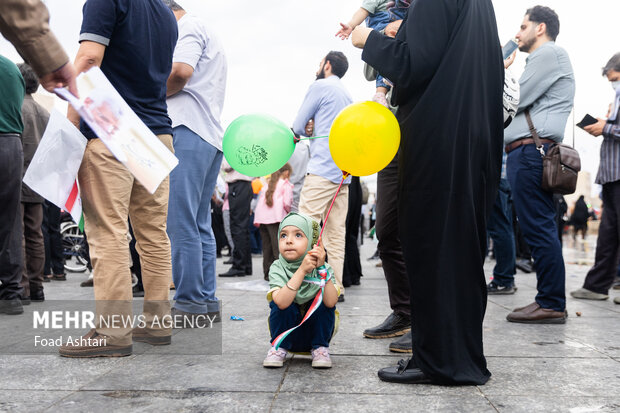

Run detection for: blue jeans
[[269, 300, 335, 352], [487, 178, 516, 286], [507, 143, 566, 311], [168, 125, 223, 314]]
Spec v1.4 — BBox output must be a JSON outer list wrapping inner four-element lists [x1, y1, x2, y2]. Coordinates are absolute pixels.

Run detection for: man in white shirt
[[164, 0, 227, 325]]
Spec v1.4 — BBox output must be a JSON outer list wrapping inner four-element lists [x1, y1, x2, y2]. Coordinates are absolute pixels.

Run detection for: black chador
[[362, 0, 504, 384]]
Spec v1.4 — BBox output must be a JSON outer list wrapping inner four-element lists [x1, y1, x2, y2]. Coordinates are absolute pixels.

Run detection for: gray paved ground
[[1, 235, 619, 412]]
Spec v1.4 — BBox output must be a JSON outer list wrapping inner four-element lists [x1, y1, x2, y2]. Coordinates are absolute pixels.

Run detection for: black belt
[[0, 133, 21, 139]]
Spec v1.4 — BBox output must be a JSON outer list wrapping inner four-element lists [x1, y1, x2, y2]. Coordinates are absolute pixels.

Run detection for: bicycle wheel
[[62, 222, 89, 273]]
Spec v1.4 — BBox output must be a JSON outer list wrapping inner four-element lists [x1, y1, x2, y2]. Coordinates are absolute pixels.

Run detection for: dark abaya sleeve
[[361, 0, 457, 102]]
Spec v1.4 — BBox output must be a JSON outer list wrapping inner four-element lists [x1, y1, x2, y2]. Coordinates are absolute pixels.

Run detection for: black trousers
[[259, 223, 279, 278], [0, 134, 24, 299], [42, 200, 64, 275], [129, 221, 142, 290], [228, 180, 253, 273], [583, 181, 620, 294], [21, 202, 45, 296], [343, 176, 363, 286], [211, 199, 229, 254], [375, 155, 410, 316]]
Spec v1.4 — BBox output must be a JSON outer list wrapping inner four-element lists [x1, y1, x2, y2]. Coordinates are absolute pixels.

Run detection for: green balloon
[[222, 113, 295, 177]]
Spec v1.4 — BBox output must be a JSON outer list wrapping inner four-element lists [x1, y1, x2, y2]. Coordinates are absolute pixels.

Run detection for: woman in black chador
[[352, 0, 504, 384]]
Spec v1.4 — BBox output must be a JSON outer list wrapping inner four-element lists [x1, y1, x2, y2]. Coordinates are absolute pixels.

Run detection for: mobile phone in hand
[[576, 114, 598, 129], [502, 39, 518, 60]]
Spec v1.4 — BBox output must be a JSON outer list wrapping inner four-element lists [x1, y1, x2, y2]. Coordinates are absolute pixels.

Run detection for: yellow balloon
[[329, 101, 400, 176]]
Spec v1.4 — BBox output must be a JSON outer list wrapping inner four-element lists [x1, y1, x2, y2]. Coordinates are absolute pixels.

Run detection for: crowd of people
[[0, 0, 619, 385]]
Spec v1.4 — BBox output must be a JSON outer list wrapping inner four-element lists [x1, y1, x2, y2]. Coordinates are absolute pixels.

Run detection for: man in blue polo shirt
[[61, 0, 178, 357]]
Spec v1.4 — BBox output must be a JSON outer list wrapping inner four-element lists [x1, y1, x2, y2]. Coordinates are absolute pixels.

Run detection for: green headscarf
[[268, 212, 333, 305]]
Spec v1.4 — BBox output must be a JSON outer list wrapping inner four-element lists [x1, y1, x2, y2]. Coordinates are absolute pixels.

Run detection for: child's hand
[[335, 23, 353, 39], [308, 242, 326, 267], [300, 252, 318, 274]]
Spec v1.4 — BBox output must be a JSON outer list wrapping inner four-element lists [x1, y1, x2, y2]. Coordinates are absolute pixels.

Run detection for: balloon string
[[298, 135, 328, 140], [317, 173, 349, 245]]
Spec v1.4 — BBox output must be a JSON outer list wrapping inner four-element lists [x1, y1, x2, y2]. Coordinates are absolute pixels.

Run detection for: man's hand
[[504, 51, 516, 69], [336, 23, 353, 40], [40, 62, 78, 97], [584, 118, 606, 137], [351, 26, 373, 49], [304, 119, 314, 136]]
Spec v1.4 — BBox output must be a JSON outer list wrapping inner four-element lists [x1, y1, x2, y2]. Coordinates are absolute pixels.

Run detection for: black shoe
[[487, 281, 517, 295], [367, 251, 380, 261], [80, 278, 94, 287], [52, 273, 67, 281], [378, 358, 432, 384], [337, 295, 345, 303], [30, 289, 45, 302], [363, 312, 411, 339], [132, 286, 144, 297], [0, 298, 24, 315], [223, 258, 233, 265], [20, 296, 32, 306], [516, 258, 534, 273], [389, 331, 412, 353], [218, 268, 247, 277]]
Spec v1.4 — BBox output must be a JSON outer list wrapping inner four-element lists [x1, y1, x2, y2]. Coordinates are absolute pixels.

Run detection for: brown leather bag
[[525, 110, 581, 195]]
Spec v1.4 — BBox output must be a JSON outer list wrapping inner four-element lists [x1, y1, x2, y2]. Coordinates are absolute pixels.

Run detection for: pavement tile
[[47, 390, 275, 413], [0, 355, 130, 391], [273, 392, 496, 413], [0, 390, 73, 412], [80, 354, 286, 393], [482, 357, 620, 397], [484, 396, 620, 413], [280, 355, 477, 396]]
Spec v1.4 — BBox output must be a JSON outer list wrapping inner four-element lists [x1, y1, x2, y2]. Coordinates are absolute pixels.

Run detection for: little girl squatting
[[263, 212, 339, 368]]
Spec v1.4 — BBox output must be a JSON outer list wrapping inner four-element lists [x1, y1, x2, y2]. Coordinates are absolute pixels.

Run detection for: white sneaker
[[311, 346, 332, 368], [263, 347, 287, 368]]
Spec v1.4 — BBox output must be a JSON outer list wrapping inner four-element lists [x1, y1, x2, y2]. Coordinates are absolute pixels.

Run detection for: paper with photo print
[[55, 66, 178, 194]]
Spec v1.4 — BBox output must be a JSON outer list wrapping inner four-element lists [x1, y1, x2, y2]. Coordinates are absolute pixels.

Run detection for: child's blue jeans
[[269, 300, 335, 352], [365, 11, 397, 90]]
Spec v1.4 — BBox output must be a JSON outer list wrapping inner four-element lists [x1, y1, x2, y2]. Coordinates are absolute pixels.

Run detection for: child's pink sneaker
[[311, 346, 332, 368], [263, 347, 287, 368]]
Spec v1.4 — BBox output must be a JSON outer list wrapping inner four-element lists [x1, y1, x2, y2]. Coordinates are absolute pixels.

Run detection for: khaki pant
[[79, 136, 173, 345], [298, 174, 348, 294]]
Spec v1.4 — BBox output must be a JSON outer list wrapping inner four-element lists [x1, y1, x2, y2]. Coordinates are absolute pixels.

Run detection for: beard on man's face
[[518, 30, 536, 53], [316, 63, 326, 80]]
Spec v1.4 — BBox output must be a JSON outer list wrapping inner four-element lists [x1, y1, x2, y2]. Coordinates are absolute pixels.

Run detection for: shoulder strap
[[524, 109, 542, 148]]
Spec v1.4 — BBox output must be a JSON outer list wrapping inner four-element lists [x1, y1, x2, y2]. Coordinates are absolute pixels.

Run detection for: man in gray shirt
[[503, 5, 575, 324]]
